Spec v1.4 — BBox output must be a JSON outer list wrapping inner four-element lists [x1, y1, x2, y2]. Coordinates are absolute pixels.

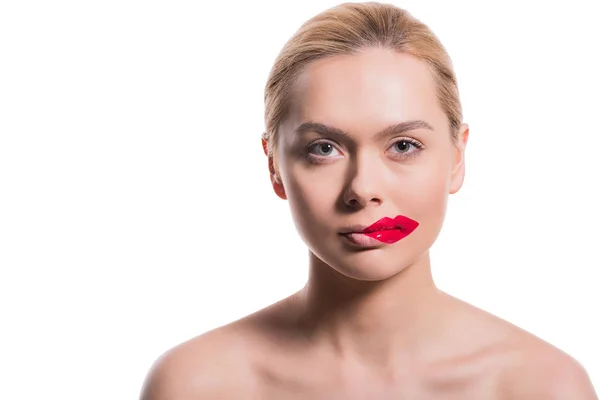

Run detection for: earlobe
[[272, 175, 287, 200], [263, 136, 287, 200], [449, 163, 465, 194], [270, 166, 286, 200]]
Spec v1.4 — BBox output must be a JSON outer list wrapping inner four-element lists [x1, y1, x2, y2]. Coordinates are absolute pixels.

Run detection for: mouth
[[339, 215, 419, 245]]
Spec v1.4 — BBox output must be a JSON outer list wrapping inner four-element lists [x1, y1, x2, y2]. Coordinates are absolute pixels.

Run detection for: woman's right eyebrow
[[293, 122, 348, 138], [293, 120, 434, 140]]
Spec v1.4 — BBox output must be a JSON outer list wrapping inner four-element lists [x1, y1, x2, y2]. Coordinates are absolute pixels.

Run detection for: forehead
[[286, 48, 447, 135]]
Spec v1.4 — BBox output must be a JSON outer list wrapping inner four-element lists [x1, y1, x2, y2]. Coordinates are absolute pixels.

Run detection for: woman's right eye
[[307, 142, 341, 158]]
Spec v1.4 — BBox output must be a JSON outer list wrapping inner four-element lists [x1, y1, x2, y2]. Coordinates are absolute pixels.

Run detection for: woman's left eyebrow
[[293, 120, 434, 140], [376, 120, 434, 138]]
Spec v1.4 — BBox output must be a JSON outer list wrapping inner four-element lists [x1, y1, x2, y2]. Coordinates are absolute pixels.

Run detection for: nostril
[[371, 197, 383, 205]]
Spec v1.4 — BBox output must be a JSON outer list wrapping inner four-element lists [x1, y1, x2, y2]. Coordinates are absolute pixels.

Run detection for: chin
[[335, 266, 402, 282], [316, 247, 416, 282]]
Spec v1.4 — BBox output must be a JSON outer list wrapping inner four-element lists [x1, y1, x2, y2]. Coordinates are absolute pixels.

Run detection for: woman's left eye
[[389, 139, 423, 156]]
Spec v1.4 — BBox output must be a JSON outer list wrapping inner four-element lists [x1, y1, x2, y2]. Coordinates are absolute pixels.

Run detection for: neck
[[296, 250, 451, 368]]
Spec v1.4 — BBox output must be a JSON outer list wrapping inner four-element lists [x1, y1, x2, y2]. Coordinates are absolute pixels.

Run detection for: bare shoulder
[[490, 312, 597, 398], [499, 337, 597, 399], [139, 321, 258, 400], [442, 294, 597, 399], [138, 296, 300, 400]]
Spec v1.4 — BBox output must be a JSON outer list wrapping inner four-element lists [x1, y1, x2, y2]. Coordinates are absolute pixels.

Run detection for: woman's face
[[271, 47, 468, 281]]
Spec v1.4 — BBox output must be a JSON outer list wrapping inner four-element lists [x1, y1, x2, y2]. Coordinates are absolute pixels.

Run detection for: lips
[[341, 215, 419, 245]]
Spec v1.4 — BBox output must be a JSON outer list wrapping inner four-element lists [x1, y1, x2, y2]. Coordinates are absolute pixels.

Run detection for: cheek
[[293, 172, 339, 208], [283, 164, 342, 221], [405, 162, 451, 223]]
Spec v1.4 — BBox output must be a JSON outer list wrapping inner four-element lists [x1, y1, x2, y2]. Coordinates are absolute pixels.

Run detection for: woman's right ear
[[261, 137, 287, 200]]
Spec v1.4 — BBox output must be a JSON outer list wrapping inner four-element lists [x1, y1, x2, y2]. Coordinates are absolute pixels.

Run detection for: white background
[[1, 1, 599, 398]]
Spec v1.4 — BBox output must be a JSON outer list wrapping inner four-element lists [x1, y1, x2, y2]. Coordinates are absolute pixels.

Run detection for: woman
[[141, 2, 597, 399]]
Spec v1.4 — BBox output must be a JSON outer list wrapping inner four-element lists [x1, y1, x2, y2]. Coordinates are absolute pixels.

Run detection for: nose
[[341, 152, 385, 210]]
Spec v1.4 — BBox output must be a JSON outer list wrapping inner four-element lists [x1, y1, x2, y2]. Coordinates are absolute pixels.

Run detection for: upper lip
[[339, 216, 404, 234]]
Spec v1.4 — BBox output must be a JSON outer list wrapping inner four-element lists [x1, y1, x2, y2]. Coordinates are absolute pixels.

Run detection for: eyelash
[[306, 138, 424, 163]]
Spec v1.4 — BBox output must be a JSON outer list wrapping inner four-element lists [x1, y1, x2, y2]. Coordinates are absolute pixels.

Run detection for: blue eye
[[394, 140, 414, 152], [308, 141, 341, 157], [389, 139, 423, 157]]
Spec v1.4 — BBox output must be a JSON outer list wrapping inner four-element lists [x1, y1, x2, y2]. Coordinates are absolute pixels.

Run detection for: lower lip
[[342, 229, 408, 246]]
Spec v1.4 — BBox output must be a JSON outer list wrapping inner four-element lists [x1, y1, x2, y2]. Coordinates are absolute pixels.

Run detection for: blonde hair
[[263, 1, 463, 159]]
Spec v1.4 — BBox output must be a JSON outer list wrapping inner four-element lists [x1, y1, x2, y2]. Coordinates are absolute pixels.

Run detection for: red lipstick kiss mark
[[341, 215, 419, 246], [361, 215, 419, 244]]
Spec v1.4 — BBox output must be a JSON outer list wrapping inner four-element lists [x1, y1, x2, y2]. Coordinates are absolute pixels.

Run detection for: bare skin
[[140, 48, 597, 399], [141, 288, 596, 399]]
